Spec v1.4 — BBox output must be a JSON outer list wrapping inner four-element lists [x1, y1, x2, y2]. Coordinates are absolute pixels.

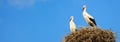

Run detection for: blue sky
[[0, 0, 120, 42]]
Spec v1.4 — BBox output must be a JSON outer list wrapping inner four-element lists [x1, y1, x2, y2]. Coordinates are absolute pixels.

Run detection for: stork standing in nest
[[70, 16, 77, 33], [82, 5, 97, 29]]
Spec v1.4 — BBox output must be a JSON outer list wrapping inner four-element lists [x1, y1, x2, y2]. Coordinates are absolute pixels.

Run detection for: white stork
[[82, 5, 97, 28], [70, 16, 77, 33]]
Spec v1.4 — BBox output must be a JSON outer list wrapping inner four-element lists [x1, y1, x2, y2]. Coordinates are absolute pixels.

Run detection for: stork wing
[[89, 17, 97, 26], [86, 12, 94, 19]]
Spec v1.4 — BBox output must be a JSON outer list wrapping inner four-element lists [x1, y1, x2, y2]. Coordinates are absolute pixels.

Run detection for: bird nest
[[64, 27, 115, 42]]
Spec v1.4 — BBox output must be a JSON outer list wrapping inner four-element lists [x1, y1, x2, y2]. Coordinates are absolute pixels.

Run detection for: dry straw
[[64, 27, 115, 42]]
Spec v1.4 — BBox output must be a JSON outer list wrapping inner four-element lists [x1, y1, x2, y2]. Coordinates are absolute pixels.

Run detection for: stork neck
[[72, 19, 74, 21], [83, 8, 87, 14], [83, 8, 86, 12]]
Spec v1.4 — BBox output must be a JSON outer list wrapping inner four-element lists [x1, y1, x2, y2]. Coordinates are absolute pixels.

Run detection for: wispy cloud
[[8, 0, 35, 9]]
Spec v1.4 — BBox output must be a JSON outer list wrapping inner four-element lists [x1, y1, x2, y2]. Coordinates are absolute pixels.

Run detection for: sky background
[[0, 0, 120, 42]]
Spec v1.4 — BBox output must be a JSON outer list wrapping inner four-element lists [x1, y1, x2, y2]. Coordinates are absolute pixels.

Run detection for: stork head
[[70, 16, 74, 21], [82, 5, 86, 11]]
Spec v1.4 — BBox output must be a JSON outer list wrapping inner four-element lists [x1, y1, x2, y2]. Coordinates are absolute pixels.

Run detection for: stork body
[[70, 16, 77, 33], [82, 5, 97, 28]]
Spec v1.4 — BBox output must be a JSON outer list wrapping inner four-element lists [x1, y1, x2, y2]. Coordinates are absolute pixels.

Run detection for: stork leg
[[88, 25, 91, 31], [88, 25, 91, 28], [93, 26, 97, 30]]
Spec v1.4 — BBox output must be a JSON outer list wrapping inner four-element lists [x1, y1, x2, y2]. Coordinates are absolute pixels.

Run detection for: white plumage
[[70, 16, 77, 32], [82, 5, 97, 28]]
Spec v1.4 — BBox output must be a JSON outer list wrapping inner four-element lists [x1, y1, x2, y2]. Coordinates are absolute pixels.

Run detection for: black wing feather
[[89, 18, 97, 26], [89, 23, 94, 27]]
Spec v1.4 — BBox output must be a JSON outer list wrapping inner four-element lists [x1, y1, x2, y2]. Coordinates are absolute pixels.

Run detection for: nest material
[[64, 27, 115, 42]]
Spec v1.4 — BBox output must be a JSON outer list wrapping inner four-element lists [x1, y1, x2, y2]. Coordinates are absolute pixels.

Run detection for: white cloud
[[8, 0, 35, 9]]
